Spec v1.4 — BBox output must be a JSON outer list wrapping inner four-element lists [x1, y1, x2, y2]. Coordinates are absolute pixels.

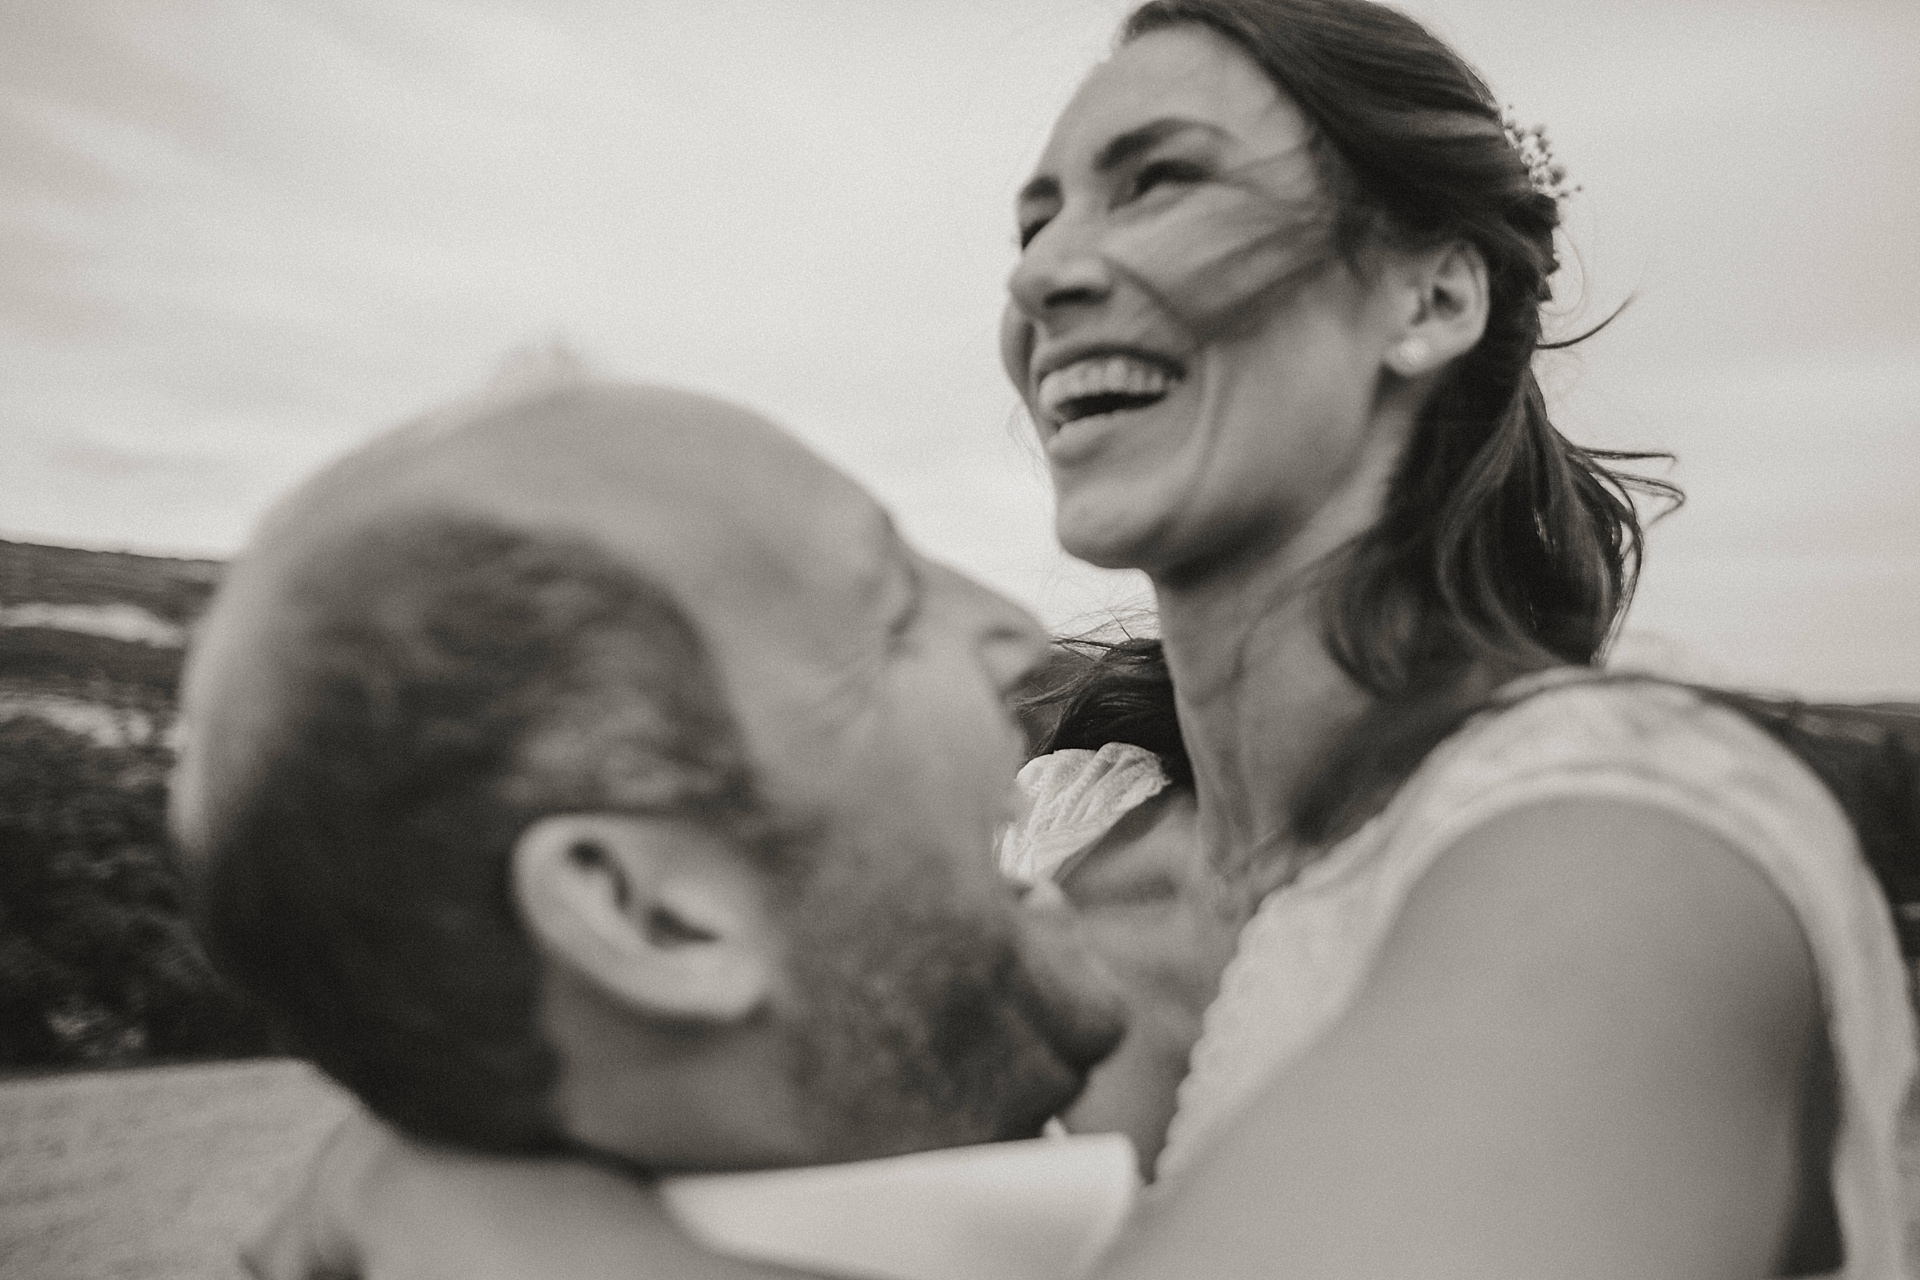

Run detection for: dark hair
[[196, 516, 773, 1151], [1121, 0, 1680, 840], [1020, 636, 1194, 787]]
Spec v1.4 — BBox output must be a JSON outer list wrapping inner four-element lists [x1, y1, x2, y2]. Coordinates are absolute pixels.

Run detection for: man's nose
[[927, 561, 1051, 696], [1006, 218, 1115, 322], [975, 601, 1051, 701]]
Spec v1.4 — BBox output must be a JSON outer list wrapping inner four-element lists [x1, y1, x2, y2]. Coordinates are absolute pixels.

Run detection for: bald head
[[175, 381, 885, 861]]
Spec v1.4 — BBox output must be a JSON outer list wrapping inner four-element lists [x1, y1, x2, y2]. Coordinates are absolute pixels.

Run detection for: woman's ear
[[510, 813, 775, 1023], [1385, 240, 1490, 378]]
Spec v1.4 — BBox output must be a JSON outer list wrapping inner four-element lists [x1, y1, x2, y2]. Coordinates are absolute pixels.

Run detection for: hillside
[[0, 539, 217, 745], [0, 539, 270, 1068]]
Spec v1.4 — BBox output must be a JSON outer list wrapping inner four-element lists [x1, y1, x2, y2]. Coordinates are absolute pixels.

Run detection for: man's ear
[[1383, 240, 1491, 379], [511, 813, 775, 1023]]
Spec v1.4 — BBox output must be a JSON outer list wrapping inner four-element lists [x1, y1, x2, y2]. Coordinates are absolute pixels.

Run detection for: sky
[[2, 0, 1916, 697]]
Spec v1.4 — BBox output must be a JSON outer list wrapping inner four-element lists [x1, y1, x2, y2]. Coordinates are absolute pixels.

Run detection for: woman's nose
[[1006, 219, 1115, 322]]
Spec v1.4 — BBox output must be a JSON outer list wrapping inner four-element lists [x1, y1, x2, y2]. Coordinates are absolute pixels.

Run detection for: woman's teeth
[[1037, 355, 1177, 424]]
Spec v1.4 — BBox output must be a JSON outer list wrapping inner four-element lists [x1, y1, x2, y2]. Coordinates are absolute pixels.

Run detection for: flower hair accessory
[[1503, 109, 1579, 201]]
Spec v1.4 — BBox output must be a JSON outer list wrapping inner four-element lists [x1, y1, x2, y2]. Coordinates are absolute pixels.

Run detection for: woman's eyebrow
[[1094, 117, 1228, 173], [1017, 118, 1228, 205]]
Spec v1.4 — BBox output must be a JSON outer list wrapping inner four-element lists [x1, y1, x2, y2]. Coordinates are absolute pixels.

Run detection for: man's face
[[180, 383, 1125, 1162], [662, 414, 1127, 1159], [432, 384, 1124, 1159], [751, 546, 1130, 1158]]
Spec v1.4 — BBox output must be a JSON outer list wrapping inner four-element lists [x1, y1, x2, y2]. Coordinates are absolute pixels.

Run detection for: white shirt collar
[[657, 1132, 1138, 1280]]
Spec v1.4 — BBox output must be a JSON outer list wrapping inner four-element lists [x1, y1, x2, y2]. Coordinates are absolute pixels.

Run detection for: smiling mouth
[[1037, 354, 1183, 426]]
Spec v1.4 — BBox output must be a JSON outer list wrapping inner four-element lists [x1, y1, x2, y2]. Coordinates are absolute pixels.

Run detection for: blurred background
[[3, 0, 1917, 695]]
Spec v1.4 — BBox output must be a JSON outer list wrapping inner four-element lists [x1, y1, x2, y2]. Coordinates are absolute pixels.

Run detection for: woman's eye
[[1127, 159, 1205, 201], [1014, 160, 1202, 249]]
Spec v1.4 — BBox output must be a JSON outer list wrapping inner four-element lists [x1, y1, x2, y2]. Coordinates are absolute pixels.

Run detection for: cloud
[[1, 0, 1915, 692]]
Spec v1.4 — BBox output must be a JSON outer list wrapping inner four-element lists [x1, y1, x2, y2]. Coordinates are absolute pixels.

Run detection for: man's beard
[[777, 869, 1091, 1162]]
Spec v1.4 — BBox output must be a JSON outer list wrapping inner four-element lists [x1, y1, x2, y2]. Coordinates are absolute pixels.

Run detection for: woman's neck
[[1148, 397, 1423, 901], [1155, 543, 1369, 901]]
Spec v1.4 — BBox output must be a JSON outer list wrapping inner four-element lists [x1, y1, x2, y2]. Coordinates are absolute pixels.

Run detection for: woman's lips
[[1045, 410, 1131, 466], [1037, 354, 1180, 425], [1027, 347, 1186, 468], [1041, 390, 1175, 467]]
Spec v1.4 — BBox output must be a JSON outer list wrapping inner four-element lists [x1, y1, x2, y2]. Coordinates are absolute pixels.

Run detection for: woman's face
[[1001, 26, 1408, 581]]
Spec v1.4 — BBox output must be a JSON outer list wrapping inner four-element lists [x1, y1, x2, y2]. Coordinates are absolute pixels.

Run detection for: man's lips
[[1012, 906, 1128, 1074]]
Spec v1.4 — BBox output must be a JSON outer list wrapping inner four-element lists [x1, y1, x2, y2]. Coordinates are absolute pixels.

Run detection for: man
[[173, 380, 1133, 1279]]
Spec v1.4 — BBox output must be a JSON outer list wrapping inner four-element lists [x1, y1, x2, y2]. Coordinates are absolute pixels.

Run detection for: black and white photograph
[[2, 2, 1917, 1277]]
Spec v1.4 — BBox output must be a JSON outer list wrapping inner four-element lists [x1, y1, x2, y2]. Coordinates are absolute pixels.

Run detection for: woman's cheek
[[1105, 183, 1333, 340], [999, 301, 1036, 400]]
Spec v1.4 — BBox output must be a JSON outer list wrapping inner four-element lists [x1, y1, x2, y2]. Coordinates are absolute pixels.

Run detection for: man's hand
[[245, 1106, 392, 1280]]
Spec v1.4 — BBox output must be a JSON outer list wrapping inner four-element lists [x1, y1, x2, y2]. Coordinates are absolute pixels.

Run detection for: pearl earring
[[1394, 337, 1428, 372]]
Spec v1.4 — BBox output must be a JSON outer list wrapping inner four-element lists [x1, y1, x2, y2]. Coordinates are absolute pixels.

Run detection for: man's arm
[[246, 1109, 828, 1280], [1096, 797, 1819, 1280]]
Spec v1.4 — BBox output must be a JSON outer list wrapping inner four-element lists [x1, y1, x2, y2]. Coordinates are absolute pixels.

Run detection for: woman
[[254, 2, 1917, 1276], [995, 0, 1912, 1274], [1012, 635, 1920, 1207]]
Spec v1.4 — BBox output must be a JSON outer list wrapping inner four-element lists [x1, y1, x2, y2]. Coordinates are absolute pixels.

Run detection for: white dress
[[1002, 677, 1918, 1278]]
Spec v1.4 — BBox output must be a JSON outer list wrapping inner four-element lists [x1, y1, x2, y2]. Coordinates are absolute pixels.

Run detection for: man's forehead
[[275, 384, 856, 559]]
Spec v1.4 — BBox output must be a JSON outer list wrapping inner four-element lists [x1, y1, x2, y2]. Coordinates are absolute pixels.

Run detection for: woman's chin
[[1052, 504, 1169, 573]]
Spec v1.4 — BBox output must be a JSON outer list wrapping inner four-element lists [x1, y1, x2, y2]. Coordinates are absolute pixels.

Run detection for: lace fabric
[[998, 741, 1171, 887]]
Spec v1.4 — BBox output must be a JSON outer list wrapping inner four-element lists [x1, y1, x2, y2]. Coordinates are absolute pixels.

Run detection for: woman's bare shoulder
[[1376, 676, 1859, 913], [1105, 795, 1819, 1280]]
